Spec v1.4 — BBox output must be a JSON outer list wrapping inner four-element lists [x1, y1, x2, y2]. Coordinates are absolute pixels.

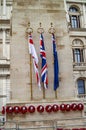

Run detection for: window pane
[[78, 80, 85, 94], [69, 7, 78, 12], [71, 16, 78, 28], [74, 49, 81, 62], [70, 16, 80, 28], [73, 49, 84, 63], [81, 49, 84, 62]]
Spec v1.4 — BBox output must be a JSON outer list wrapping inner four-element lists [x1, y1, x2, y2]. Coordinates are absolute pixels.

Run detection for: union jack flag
[[28, 34, 41, 89], [40, 33, 48, 88]]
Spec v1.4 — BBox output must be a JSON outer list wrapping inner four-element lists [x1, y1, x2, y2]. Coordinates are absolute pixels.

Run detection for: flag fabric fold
[[28, 34, 41, 89], [40, 33, 48, 88], [52, 33, 59, 91]]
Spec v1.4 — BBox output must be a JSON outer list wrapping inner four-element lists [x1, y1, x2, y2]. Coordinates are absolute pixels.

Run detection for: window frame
[[72, 48, 84, 63], [70, 15, 80, 28], [77, 79, 85, 95], [72, 39, 84, 63], [69, 6, 80, 28]]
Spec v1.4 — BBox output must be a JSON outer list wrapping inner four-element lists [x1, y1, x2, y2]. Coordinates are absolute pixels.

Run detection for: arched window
[[69, 6, 80, 28], [77, 79, 85, 94], [69, 6, 78, 12], [72, 39, 84, 63]]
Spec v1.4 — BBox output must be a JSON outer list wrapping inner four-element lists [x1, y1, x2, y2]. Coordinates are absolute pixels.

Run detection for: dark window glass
[[69, 6, 80, 28], [78, 79, 85, 94], [73, 49, 84, 63], [70, 15, 80, 28], [69, 7, 78, 12]]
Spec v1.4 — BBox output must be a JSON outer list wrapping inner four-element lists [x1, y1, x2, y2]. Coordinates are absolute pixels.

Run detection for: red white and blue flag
[[28, 34, 41, 89], [40, 33, 48, 88], [52, 33, 59, 91]]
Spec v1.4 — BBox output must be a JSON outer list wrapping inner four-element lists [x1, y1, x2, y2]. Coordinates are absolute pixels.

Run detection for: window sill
[[0, 58, 10, 68], [77, 94, 86, 98], [69, 28, 86, 36], [73, 62, 86, 71], [69, 28, 86, 31]]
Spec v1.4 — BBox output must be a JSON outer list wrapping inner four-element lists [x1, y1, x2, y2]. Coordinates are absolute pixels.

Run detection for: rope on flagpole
[[48, 23, 57, 99], [37, 23, 45, 99], [26, 22, 33, 100]]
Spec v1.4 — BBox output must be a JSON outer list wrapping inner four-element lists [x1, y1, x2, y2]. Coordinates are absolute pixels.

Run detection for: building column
[[83, 4, 86, 28], [3, 0, 6, 18], [3, 29, 6, 58], [64, 0, 70, 23]]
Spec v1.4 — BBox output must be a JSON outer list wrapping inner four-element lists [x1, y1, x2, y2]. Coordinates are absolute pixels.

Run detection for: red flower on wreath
[[14, 106, 20, 114], [37, 105, 44, 113], [60, 104, 66, 111], [21, 106, 27, 114], [71, 103, 77, 111], [28, 105, 35, 113], [45, 105, 52, 113], [2, 106, 5, 114], [52, 104, 59, 112], [6, 106, 13, 114], [77, 103, 84, 111], [65, 104, 71, 111]]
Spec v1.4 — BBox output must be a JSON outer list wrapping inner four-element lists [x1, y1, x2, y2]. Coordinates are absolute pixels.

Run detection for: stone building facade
[[0, 0, 86, 129]]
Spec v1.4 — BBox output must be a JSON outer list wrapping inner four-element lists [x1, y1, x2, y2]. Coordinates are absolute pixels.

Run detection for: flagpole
[[26, 22, 33, 100], [43, 83, 45, 99], [55, 91, 57, 99], [37, 23, 45, 99], [49, 23, 58, 99], [30, 54, 33, 100]]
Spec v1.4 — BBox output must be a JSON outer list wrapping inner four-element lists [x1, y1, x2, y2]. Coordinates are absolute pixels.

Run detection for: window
[[73, 49, 84, 63], [77, 79, 85, 94], [72, 39, 84, 63], [69, 6, 80, 28], [0, 75, 10, 110], [69, 7, 78, 12], [70, 15, 80, 28]]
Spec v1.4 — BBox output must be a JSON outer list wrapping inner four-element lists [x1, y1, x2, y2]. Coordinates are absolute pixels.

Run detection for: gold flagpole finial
[[39, 22, 42, 27], [51, 22, 53, 27], [26, 22, 33, 35], [37, 22, 44, 34], [48, 22, 55, 34], [27, 22, 30, 29]]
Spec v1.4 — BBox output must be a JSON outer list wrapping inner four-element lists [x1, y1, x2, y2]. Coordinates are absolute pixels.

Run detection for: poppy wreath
[[20, 106, 27, 114], [2, 106, 5, 114], [6, 106, 13, 114], [52, 104, 59, 112], [13, 106, 20, 114], [60, 104, 66, 111], [71, 103, 77, 111], [72, 128, 80, 130], [77, 103, 84, 111], [37, 105, 44, 113], [28, 105, 35, 113], [45, 105, 52, 113], [65, 104, 71, 111], [56, 128, 63, 130]]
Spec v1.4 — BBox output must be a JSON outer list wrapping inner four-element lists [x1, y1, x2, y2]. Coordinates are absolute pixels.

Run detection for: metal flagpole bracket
[[26, 22, 33, 35], [48, 22, 56, 34], [37, 22, 44, 34]]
